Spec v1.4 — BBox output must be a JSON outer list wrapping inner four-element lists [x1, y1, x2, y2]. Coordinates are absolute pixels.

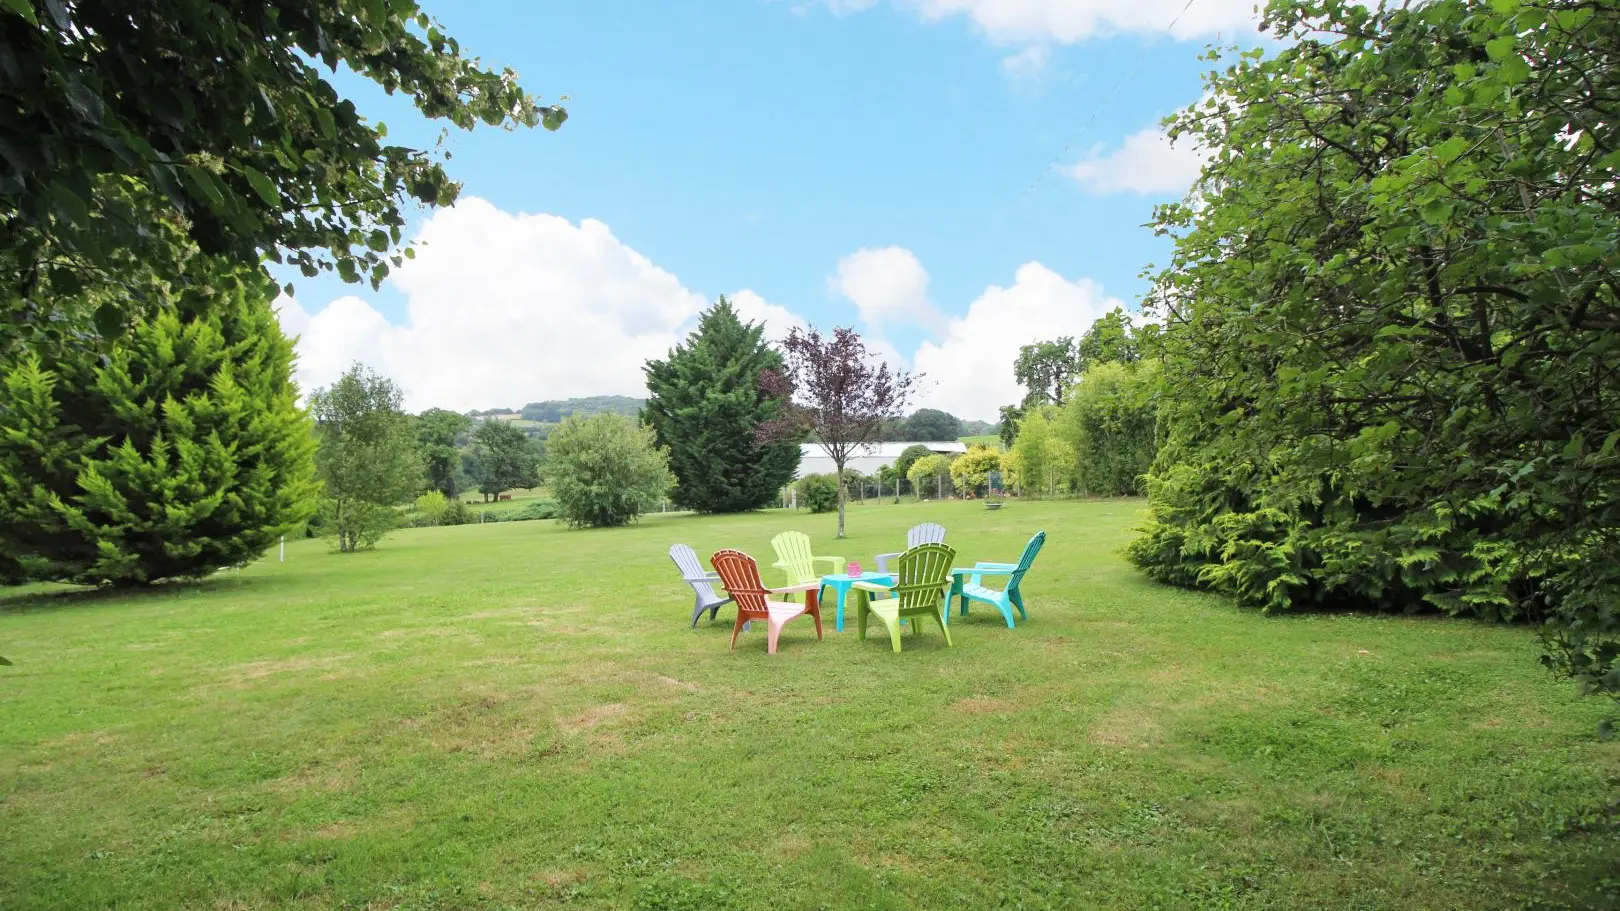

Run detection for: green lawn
[[1, 501, 1615, 910], [959, 434, 1002, 449]]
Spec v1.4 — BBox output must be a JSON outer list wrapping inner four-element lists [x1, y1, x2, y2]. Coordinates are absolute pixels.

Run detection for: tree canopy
[[311, 364, 421, 552], [1013, 337, 1080, 408], [643, 297, 800, 513], [548, 413, 673, 528], [902, 408, 962, 442], [468, 420, 540, 502], [760, 326, 914, 538], [1127, 0, 1620, 711], [416, 408, 470, 499], [1, 0, 565, 333]]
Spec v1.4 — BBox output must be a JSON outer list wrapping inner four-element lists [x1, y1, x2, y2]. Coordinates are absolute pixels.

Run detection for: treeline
[[1002, 309, 1161, 499]]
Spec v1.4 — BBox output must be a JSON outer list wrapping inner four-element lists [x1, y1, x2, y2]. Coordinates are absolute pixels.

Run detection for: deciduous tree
[[310, 364, 421, 552], [1013, 338, 1081, 407], [902, 408, 962, 442], [548, 414, 673, 528], [469, 420, 540, 502], [1126, 0, 1620, 712], [416, 408, 470, 499], [760, 327, 915, 538], [1, 0, 566, 335]]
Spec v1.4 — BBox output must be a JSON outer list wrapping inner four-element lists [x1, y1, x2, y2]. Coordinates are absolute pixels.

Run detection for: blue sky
[[276, 0, 1262, 420]]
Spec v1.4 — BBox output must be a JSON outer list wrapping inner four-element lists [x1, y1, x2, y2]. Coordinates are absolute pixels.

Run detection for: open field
[[1, 501, 1615, 910]]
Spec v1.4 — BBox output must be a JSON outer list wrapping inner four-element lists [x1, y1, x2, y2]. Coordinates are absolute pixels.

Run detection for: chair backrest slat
[[670, 543, 720, 602], [907, 522, 947, 549], [1010, 531, 1047, 586], [894, 543, 956, 611], [711, 549, 772, 615]]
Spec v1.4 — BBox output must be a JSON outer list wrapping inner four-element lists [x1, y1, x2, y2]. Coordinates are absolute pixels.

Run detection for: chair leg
[[887, 617, 903, 653], [691, 598, 706, 628], [856, 598, 868, 641], [767, 617, 786, 654], [996, 597, 1016, 629], [730, 613, 746, 650], [1010, 587, 1028, 621], [936, 608, 954, 647]]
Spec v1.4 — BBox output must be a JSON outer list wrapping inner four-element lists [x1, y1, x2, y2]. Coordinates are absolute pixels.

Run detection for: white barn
[[795, 441, 967, 479]]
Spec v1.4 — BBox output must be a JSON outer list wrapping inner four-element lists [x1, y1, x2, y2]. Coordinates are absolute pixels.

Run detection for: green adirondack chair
[[851, 543, 956, 653], [770, 531, 844, 594]]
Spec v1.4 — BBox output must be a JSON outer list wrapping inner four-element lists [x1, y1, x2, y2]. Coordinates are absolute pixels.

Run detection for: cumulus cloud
[[829, 246, 942, 331], [911, 262, 1125, 420], [823, 0, 1263, 43], [1000, 44, 1050, 82], [275, 198, 801, 411], [1065, 125, 1208, 195]]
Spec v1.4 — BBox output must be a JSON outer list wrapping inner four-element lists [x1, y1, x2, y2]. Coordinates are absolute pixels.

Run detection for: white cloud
[[911, 262, 1125, 420], [824, 0, 1263, 43], [728, 288, 806, 343], [829, 246, 942, 331], [275, 198, 804, 411], [1000, 44, 1050, 82], [1065, 125, 1208, 195]]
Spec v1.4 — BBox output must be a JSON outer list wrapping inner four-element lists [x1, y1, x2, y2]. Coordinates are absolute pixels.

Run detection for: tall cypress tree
[[0, 266, 319, 585], [643, 297, 800, 512]]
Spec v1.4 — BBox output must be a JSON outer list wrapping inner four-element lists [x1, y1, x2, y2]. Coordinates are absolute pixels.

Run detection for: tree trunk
[[835, 459, 847, 538]]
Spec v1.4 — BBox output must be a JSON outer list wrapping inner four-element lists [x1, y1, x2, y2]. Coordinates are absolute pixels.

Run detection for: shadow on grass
[[0, 574, 265, 616]]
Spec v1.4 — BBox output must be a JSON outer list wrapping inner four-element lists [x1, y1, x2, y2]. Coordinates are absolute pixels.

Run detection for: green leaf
[[1484, 35, 1515, 60], [1499, 56, 1530, 85], [240, 165, 279, 206], [366, 229, 389, 252], [1, 0, 37, 26], [93, 302, 124, 338], [1434, 136, 1469, 164], [179, 165, 226, 211], [313, 106, 336, 141]]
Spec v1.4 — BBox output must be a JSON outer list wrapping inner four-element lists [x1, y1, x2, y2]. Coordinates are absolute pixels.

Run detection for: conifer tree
[[0, 267, 319, 585], [643, 297, 800, 513]]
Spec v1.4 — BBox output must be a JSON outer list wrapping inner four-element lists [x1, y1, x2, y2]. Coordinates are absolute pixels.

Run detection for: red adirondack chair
[[710, 549, 823, 654]]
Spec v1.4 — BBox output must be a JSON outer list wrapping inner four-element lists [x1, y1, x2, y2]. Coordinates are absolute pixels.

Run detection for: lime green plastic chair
[[770, 531, 844, 592], [851, 543, 956, 653]]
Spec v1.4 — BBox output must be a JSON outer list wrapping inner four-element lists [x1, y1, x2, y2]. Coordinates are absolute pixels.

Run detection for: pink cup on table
[[847, 561, 862, 578]]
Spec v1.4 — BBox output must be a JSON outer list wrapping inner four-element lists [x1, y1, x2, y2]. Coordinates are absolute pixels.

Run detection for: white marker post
[[279, 535, 285, 563]]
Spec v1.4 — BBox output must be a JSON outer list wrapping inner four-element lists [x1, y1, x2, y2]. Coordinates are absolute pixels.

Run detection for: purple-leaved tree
[[760, 327, 915, 539]]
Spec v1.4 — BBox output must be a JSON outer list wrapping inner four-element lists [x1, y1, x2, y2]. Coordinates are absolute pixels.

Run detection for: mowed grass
[[1, 501, 1616, 910]]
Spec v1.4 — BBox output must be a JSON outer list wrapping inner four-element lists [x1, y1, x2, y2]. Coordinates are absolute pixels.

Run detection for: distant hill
[[517, 396, 645, 423]]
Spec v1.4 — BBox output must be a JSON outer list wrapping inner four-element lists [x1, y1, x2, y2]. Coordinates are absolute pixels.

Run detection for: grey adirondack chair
[[671, 543, 732, 627], [874, 522, 947, 573]]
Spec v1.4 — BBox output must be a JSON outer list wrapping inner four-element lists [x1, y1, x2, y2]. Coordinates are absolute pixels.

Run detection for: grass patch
[[1, 500, 1615, 909]]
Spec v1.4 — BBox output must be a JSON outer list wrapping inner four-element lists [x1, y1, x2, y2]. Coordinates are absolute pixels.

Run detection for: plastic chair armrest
[[976, 561, 1017, 569]]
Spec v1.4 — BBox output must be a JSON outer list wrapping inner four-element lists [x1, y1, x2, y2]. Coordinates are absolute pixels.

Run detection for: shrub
[[907, 454, 954, 500], [441, 500, 470, 526], [949, 446, 1001, 496], [0, 268, 318, 585], [414, 491, 450, 526], [484, 500, 558, 522], [795, 474, 839, 513], [548, 414, 674, 528]]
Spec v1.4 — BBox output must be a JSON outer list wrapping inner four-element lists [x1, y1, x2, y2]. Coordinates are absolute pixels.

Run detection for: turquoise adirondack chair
[[953, 531, 1046, 628], [770, 531, 844, 594], [851, 543, 956, 653]]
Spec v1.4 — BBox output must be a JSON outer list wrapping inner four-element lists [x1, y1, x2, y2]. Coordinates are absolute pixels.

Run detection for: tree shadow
[[0, 574, 263, 616]]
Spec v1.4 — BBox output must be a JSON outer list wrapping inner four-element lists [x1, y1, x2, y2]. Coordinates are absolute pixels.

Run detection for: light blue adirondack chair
[[953, 531, 1046, 628], [873, 522, 947, 573], [670, 543, 732, 627]]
